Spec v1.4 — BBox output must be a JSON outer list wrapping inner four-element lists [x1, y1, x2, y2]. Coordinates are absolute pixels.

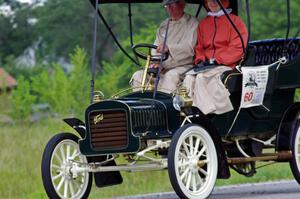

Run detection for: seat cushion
[[251, 38, 300, 65], [221, 69, 242, 92], [222, 38, 300, 92]]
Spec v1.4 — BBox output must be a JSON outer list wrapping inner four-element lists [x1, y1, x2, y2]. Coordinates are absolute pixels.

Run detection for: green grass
[[0, 118, 296, 199], [0, 93, 12, 116], [217, 163, 293, 186], [0, 119, 173, 199]]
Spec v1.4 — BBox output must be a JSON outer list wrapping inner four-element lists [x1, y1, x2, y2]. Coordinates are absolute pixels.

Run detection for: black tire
[[168, 124, 218, 199], [41, 133, 92, 199], [289, 121, 300, 184]]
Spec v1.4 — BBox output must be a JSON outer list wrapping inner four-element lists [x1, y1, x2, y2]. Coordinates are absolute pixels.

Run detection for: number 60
[[244, 92, 253, 102]]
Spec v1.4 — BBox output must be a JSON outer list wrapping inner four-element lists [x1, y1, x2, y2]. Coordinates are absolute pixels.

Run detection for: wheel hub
[[61, 161, 73, 178], [189, 156, 199, 173]]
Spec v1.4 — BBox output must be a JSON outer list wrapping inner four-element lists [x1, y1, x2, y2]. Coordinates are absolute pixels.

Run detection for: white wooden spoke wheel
[[168, 124, 218, 199], [42, 133, 92, 199], [290, 123, 300, 185]]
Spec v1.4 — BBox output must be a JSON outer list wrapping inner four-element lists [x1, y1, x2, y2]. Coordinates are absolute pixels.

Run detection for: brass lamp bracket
[[141, 55, 151, 91], [93, 91, 104, 103]]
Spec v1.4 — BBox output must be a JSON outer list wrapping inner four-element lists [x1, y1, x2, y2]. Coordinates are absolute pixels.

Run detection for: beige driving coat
[[183, 66, 233, 114], [130, 13, 198, 93]]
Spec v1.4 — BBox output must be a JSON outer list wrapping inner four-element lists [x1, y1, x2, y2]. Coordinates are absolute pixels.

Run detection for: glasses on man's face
[[207, 0, 218, 3], [164, 2, 180, 8]]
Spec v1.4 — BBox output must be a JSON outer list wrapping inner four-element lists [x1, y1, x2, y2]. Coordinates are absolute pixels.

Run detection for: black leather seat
[[222, 38, 300, 93], [252, 38, 300, 65]]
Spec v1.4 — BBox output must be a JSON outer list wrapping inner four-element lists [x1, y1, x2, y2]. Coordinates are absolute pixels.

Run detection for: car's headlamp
[[172, 87, 193, 111], [173, 95, 185, 111]]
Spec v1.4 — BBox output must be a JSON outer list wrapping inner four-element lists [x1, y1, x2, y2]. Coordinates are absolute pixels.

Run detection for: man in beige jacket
[[130, 0, 198, 93]]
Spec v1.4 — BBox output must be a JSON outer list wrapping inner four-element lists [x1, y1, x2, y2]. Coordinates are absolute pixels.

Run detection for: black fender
[[63, 117, 86, 138], [181, 107, 230, 179], [276, 102, 300, 151], [63, 117, 123, 187]]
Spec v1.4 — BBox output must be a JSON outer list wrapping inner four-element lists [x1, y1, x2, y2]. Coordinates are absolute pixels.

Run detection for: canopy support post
[[195, 2, 203, 18], [245, 0, 251, 43], [128, 1, 134, 47], [153, 19, 170, 100], [283, 0, 291, 53], [216, 0, 246, 55], [97, 9, 139, 65], [90, 0, 100, 104]]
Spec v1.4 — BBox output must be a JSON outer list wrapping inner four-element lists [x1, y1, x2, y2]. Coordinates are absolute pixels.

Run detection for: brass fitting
[[93, 91, 104, 103], [173, 86, 193, 111], [177, 86, 193, 107], [141, 55, 151, 90]]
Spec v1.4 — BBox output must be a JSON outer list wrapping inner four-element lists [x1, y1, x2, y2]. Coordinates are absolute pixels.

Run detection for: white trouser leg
[[129, 70, 144, 91], [158, 68, 187, 93], [193, 73, 216, 114], [182, 74, 196, 98]]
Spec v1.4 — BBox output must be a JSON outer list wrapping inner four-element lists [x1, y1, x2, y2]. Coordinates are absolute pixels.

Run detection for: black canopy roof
[[90, 0, 237, 5], [93, 0, 201, 3], [89, 0, 238, 15]]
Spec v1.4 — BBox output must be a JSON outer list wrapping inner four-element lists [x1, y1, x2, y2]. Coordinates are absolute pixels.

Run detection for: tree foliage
[[11, 76, 36, 119], [69, 47, 90, 115], [11, 47, 90, 119], [238, 0, 300, 40], [10, 24, 156, 119], [1, 0, 300, 67], [0, 2, 36, 66], [32, 63, 73, 114], [30, 0, 167, 64], [95, 24, 157, 97]]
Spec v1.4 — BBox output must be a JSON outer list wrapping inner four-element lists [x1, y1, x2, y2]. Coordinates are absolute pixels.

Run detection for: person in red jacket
[[183, 0, 248, 115]]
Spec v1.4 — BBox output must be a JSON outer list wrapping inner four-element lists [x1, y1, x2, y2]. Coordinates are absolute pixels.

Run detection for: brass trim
[[173, 86, 193, 108], [227, 150, 292, 164], [197, 160, 206, 168], [93, 114, 104, 125], [144, 73, 155, 91], [110, 86, 175, 99], [141, 55, 151, 90], [223, 72, 242, 88], [111, 88, 136, 99], [93, 91, 104, 103]]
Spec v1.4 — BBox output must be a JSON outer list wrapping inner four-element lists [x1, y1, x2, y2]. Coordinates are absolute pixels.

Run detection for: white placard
[[240, 66, 269, 108]]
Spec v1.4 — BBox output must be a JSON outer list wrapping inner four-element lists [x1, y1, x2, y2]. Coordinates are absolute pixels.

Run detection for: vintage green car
[[41, 0, 300, 198]]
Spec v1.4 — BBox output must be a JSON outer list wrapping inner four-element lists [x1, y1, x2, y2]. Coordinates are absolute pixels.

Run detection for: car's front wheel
[[41, 133, 92, 199], [168, 124, 218, 199], [290, 121, 300, 185]]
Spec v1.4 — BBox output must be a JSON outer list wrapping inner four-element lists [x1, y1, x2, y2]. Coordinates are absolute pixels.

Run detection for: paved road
[[114, 180, 300, 199]]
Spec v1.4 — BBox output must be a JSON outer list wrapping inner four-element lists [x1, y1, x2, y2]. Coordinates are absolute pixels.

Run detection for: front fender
[[181, 107, 230, 179], [63, 117, 86, 138], [276, 102, 300, 151]]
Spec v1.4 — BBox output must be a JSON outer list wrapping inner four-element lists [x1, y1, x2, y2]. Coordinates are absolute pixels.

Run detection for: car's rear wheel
[[41, 133, 92, 199], [168, 124, 218, 199], [290, 122, 300, 185]]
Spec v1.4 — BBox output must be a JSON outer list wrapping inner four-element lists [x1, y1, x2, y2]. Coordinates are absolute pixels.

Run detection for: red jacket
[[194, 14, 248, 68]]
